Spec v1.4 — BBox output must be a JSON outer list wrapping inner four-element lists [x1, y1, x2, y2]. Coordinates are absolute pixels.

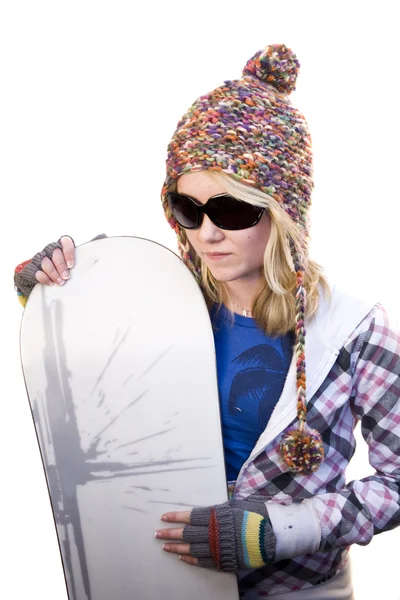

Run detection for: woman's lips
[[203, 252, 231, 261]]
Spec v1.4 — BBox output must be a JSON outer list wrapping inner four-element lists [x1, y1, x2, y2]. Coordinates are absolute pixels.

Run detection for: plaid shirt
[[232, 288, 400, 597]]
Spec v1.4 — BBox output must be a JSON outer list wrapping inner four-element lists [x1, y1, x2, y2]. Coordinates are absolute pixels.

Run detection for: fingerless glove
[[183, 500, 276, 572]]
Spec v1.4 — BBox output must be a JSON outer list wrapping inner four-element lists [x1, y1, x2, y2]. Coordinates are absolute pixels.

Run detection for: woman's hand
[[155, 500, 277, 572], [155, 511, 198, 566], [34, 236, 75, 286], [15, 233, 106, 305], [14, 236, 75, 303]]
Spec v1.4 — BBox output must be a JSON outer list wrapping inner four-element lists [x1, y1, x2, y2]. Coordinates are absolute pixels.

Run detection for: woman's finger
[[40, 256, 67, 285], [51, 248, 70, 280], [179, 556, 199, 566], [155, 527, 184, 540], [35, 270, 55, 286], [60, 236, 75, 268], [162, 543, 191, 555], [161, 510, 192, 524]]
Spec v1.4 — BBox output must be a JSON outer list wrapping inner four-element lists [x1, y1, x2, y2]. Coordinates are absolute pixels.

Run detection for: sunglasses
[[167, 192, 265, 231]]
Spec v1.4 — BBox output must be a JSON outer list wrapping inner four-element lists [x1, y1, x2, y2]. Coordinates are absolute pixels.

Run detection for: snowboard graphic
[[20, 236, 239, 600]]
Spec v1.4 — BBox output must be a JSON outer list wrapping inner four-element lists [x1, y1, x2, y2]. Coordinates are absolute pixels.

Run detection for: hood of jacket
[[245, 280, 378, 465]]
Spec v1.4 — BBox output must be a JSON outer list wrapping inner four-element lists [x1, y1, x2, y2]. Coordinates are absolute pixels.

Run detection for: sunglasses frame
[[167, 192, 265, 231]]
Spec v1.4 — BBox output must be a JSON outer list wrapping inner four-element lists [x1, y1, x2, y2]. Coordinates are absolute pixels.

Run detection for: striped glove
[[14, 238, 71, 301], [182, 500, 276, 572]]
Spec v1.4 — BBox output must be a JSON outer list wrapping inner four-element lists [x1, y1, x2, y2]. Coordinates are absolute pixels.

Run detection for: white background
[[0, 1, 399, 598]]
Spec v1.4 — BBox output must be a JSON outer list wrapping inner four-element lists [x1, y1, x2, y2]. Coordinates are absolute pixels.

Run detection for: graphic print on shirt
[[228, 342, 293, 425], [212, 305, 293, 481]]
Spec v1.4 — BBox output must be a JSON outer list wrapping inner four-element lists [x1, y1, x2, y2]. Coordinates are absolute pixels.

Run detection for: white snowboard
[[20, 236, 239, 600]]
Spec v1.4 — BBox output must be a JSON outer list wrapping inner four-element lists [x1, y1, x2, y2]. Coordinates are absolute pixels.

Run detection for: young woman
[[14, 44, 400, 599]]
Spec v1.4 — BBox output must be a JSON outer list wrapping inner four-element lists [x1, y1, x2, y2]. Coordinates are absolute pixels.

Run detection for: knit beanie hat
[[161, 44, 324, 475]]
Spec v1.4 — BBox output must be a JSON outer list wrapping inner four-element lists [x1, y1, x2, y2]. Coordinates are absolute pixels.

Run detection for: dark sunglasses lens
[[168, 194, 198, 229], [211, 196, 263, 230]]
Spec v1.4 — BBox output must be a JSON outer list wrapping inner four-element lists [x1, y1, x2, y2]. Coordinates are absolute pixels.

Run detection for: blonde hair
[[172, 170, 330, 336]]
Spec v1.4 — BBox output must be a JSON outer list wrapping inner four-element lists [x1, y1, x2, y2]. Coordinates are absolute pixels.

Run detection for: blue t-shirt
[[211, 305, 293, 482]]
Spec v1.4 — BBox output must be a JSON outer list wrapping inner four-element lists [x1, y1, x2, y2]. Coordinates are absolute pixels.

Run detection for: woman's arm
[[309, 303, 400, 551]]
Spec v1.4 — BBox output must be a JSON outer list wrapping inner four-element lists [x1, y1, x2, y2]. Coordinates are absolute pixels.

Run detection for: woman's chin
[[206, 263, 264, 285], [207, 265, 243, 283]]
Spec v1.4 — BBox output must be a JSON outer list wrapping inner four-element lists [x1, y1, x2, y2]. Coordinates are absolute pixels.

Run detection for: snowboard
[[20, 236, 239, 600]]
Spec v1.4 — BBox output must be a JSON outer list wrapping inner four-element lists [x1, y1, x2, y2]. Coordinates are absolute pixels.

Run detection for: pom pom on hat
[[242, 43, 300, 94]]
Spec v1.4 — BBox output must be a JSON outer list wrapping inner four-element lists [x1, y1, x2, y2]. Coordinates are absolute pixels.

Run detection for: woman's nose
[[197, 214, 225, 243]]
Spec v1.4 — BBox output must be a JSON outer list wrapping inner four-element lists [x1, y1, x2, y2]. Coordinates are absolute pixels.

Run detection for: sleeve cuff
[[266, 499, 321, 560]]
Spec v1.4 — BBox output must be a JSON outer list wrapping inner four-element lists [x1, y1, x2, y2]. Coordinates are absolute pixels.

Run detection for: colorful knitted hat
[[161, 43, 324, 475]]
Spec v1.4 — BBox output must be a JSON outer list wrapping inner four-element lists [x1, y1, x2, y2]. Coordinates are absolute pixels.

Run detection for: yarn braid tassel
[[280, 242, 324, 474]]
